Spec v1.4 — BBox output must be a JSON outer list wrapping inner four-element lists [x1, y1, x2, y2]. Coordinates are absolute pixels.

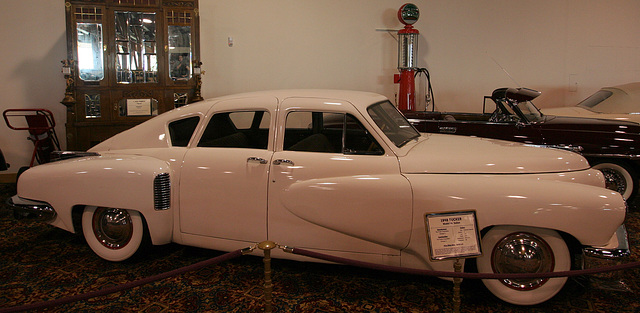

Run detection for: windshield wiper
[[398, 133, 421, 147]]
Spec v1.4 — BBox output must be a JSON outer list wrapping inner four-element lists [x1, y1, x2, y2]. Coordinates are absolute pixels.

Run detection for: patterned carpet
[[0, 183, 639, 312]]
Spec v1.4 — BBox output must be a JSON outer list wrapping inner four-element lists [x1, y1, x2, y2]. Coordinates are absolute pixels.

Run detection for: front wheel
[[82, 206, 145, 262], [476, 226, 570, 305], [592, 161, 635, 200]]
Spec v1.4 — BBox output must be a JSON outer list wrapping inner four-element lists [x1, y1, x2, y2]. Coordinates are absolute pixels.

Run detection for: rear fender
[[17, 155, 173, 245]]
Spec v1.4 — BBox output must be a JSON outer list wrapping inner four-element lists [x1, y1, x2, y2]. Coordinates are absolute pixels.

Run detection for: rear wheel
[[592, 161, 635, 200], [476, 226, 570, 305], [82, 206, 144, 262]]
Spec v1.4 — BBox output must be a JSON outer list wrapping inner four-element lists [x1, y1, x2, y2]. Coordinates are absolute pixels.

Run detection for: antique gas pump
[[396, 3, 420, 112]]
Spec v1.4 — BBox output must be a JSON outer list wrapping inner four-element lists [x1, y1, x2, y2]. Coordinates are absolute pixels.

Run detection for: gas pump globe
[[397, 3, 420, 112]]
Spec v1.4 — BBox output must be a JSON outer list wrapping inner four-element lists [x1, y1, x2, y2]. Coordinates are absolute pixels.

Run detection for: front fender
[[398, 172, 625, 272], [408, 173, 626, 246], [17, 154, 173, 245]]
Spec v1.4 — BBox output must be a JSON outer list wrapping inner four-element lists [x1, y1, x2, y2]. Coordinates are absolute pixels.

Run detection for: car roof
[[159, 89, 389, 120], [90, 90, 389, 152], [211, 89, 388, 107], [595, 83, 640, 113], [606, 82, 640, 95]]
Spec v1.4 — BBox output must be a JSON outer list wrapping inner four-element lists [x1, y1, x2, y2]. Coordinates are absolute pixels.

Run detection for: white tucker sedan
[[10, 90, 629, 305]]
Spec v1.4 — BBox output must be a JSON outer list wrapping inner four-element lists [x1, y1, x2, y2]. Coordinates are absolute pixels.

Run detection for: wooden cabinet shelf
[[62, 0, 202, 150]]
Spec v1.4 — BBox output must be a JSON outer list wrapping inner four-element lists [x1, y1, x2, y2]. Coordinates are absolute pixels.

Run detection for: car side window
[[198, 111, 270, 149], [343, 114, 384, 155], [284, 111, 383, 155], [168, 116, 200, 147]]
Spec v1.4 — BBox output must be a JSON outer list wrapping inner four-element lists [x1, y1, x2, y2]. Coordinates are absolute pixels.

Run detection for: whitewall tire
[[82, 206, 144, 262], [592, 162, 635, 200], [476, 226, 570, 305]]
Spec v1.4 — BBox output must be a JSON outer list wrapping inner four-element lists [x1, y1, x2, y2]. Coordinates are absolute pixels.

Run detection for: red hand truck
[[3, 109, 61, 167]]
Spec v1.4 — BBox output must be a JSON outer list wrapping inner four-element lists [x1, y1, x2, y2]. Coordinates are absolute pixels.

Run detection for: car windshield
[[367, 101, 421, 147], [494, 98, 544, 123], [515, 100, 544, 122], [577, 90, 613, 112]]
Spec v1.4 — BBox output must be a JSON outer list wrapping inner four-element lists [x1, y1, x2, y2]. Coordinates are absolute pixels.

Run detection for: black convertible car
[[404, 87, 640, 201]]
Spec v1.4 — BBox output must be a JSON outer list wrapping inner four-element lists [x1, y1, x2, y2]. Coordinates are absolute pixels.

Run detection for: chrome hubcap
[[491, 232, 554, 290], [92, 207, 133, 249], [599, 168, 627, 195]]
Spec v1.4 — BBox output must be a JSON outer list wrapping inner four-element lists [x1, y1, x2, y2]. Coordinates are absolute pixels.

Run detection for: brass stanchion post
[[258, 241, 276, 313], [453, 259, 462, 313]]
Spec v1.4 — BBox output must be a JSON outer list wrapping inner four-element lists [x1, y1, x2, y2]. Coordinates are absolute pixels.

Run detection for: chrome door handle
[[247, 157, 268, 164], [273, 159, 294, 166]]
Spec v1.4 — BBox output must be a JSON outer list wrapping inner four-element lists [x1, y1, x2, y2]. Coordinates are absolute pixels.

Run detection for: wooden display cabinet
[[62, 0, 202, 150]]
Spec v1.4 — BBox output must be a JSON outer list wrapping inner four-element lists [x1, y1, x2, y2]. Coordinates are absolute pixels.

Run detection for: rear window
[[198, 111, 270, 149], [168, 116, 200, 147], [577, 90, 613, 112]]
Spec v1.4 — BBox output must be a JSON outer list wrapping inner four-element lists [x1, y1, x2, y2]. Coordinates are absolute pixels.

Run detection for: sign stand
[[425, 211, 482, 313], [453, 259, 462, 313]]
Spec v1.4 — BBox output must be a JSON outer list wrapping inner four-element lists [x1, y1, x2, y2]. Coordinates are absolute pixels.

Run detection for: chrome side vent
[[154, 173, 171, 211]]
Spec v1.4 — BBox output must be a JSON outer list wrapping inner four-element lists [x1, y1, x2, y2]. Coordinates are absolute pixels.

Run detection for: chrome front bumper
[[7, 195, 56, 222], [581, 225, 631, 284], [583, 225, 630, 259]]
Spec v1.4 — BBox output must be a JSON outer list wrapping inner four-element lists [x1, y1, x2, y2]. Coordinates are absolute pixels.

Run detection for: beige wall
[[0, 0, 639, 173]]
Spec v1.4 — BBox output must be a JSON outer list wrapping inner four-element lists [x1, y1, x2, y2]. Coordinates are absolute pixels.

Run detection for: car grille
[[154, 173, 171, 211]]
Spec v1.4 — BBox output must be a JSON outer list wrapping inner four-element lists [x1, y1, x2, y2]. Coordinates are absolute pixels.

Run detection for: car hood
[[540, 114, 640, 132], [399, 134, 589, 174], [542, 107, 640, 124], [542, 106, 591, 116]]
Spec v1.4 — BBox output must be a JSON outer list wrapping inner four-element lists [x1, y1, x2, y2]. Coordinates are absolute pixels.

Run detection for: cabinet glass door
[[77, 23, 105, 82], [168, 25, 191, 81], [114, 11, 157, 84]]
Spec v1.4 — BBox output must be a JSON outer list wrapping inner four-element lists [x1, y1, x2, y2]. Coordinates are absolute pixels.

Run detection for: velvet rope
[[2, 245, 639, 312], [0, 249, 244, 313], [291, 247, 640, 279]]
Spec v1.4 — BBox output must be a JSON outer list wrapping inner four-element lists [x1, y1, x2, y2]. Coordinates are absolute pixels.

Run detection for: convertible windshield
[[367, 101, 420, 147], [494, 98, 544, 123], [515, 101, 544, 122]]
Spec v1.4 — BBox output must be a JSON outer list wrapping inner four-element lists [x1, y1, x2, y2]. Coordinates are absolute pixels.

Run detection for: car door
[[179, 97, 277, 242], [267, 98, 413, 255]]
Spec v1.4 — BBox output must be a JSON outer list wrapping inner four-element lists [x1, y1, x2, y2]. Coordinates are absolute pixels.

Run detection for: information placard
[[126, 99, 152, 116], [425, 211, 482, 261]]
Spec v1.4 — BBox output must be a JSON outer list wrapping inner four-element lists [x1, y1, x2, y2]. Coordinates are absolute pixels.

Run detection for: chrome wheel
[[477, 226, 570, 305], [92, 207, 133, 249], [600, 168, 626, 194], [593, 162, 634, 200], [82, 206, 144, 261], [491, 232, 554, 290]]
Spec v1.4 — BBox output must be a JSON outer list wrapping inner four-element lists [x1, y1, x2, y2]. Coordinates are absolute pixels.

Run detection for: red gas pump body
[[396, 3, 420, 112]]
